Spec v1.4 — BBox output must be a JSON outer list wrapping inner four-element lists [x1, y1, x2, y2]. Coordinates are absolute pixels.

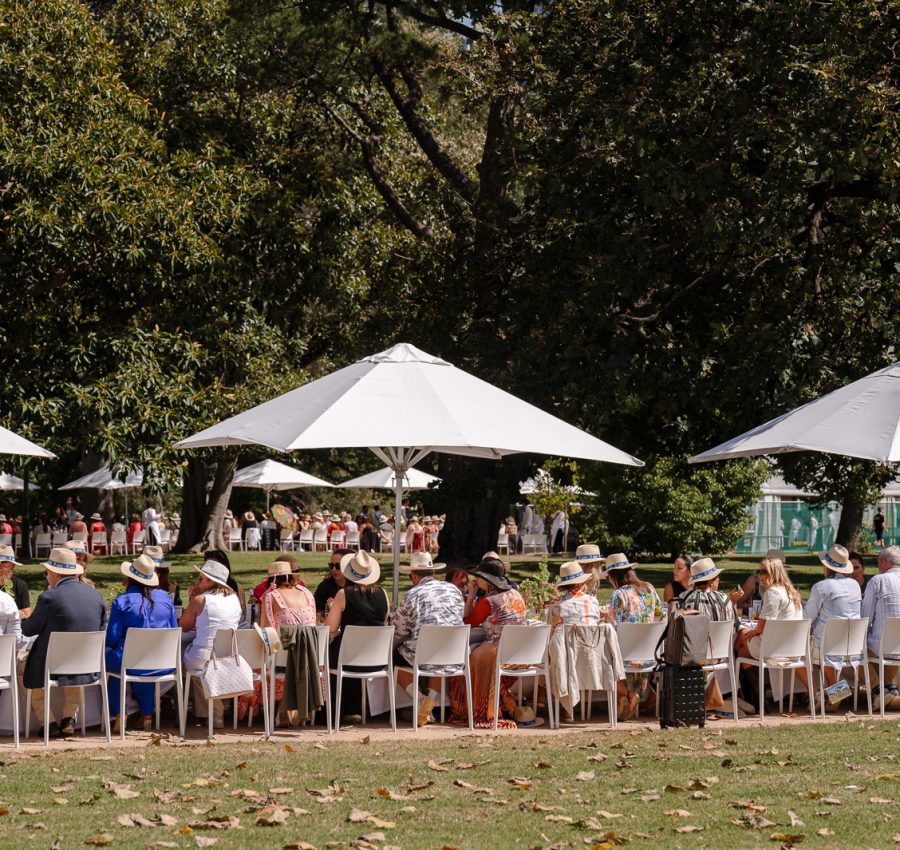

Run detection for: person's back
[[343, 584, 389, 627], [678, 587, 735, 622], [862, 548, 900, 653]]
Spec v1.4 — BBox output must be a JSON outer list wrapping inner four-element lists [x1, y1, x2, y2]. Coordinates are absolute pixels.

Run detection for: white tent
[[0, 473, 39, 491], [0, 425, 54, 458], [232, 459, 334, 509], [337, 466, 440, 491], [760, 475, 818, 499], [519, 470, 596, 497], [176, 342, 643, 602], [690, 361, 900, 465], [60, 465, 144, 491]]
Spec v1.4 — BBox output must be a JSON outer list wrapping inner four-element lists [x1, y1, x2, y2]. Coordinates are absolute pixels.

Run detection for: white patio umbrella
[[0, 425, 54, 458], [175, 342, 643, 602], [690, 361, 900, 465], [337, 466, 440, 491], [0, 473, 39, 491], [232, 459, 334, 510], [60, 465, 144, 519]]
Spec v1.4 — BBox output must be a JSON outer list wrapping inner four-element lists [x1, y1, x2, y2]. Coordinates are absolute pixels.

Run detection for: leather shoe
[[39, 721, 60, 738], [59, 716, 76, 736]]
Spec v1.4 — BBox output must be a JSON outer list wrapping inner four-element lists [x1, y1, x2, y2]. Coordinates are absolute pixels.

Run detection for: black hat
[[468, 557, 510, 591]]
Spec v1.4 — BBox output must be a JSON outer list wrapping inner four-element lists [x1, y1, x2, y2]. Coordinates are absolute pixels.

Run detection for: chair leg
[[730, 663, 739, 720], [609, 688, 617, 729], [261, 667, 270, 740], [388, 669, 396, 733], [155, 683, 161, 731], [176, 674, 185, 738], [863, 663, 872, 716], [492, 669, 501, 731], [11, 679, 19, 748], [465, 667, 474, 731], [44, 684, 51, 746], [182, 671, 192, 733], [758, 667, 766, 722], [334, 675, 343, 732], [120, 677, 128, 740], [361, 679, 367, 725], [101, 681, 111, 743], [806, 660, 816, 720], [208, 698, 214, 740], [440, 679, 446, 725], [80, 688, 87, 735], [544, 671, 554, 729], [880, 660, 886, 718], [25, 689, 31, 739], [233, 696, 238, 730]]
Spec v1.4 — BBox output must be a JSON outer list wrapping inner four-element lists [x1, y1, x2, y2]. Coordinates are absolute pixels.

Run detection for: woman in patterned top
[[547, 561, 601, 633], [603, 552, 666, 720]]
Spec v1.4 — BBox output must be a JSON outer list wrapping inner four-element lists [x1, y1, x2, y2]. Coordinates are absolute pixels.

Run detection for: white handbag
[[199, 630, 254, 700]]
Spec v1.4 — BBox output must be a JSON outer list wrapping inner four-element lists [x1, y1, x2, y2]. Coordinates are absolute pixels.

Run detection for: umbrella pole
[[393, 464, 403, 606]]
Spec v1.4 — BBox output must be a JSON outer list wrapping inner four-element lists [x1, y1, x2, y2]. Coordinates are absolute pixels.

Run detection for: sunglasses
[[756, 569, 769, 576]]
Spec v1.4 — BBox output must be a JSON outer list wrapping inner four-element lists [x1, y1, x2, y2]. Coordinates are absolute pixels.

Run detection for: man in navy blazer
[[22, 547, 106, 736]]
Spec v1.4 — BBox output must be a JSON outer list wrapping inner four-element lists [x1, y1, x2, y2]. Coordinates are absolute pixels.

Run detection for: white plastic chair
[[158, 529, 172, 553], [496, 533, 509, 555], [52, 531, 68, 548], [13, 534, 22, 556], [294, 528, 312, 551], [816, 618, 871, 716], [313, 528, 328, 552], [875, 617, 900, 718], [345, 531, 360, 551], [106, 628, 185, 739], [0, 534, 11, 548], [71, 531, 88, 543], [333, 625, 396, 732], [0, 634, 19, 747], [131, 530, 146, 554], [33, 532, 52, 558], [742, 619, 816, 720], [396, 624, 472, 730], [616, 621, 667, 716], [227, 527, 244, 552], [493, 625, 554, 730], [268, 624, 332, 733], [233, 629, 270, 737], [702, 620, 739, 719], [109, 530, 127, 556], [330, 531, 346, 550], [90, 531, 107, 554], [245, 527, 261, 551], [26, 631, 111, 745], [280, 529, 296, 551]]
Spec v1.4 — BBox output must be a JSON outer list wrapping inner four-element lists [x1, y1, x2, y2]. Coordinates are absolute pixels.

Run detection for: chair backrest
[[298, 528, 314, 543], [706, 620, 735, 662], [212, 628, 238, 658], [35, 532, 51, 547], [316, 624, 330, 669], [414, 624, 471, 667], [760, 618, 811, 658], [110, 530, 127, 544], [245, 527, 260, 546], [0, 633, 16, 678], [497, 624, 550, 667], [820, 617, 869, 657], [337, 625, 394, 668], [345, 531, 360, 546], [0, 534, 11, 547], [616, 621, 667, 662], [234, 628, 268, 669], [72, 531, 88, 542], [121, 627, 182, 673], [93, 531, 107, 543], [158, 529, 172, 543], [132, 530, 146, 544], [879, 617, 900, 658], [280, 528, 295, 541], [46, 631, 105, 676], [52, 531, 68, 546], [331, 531, 346, 546], [313, 528, 328, 543], [497, 533, 509, 547], [228, 528, 242, 543]]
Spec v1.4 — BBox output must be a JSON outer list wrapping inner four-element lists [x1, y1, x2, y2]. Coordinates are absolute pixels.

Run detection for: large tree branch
[[396, 0, 483, 40]]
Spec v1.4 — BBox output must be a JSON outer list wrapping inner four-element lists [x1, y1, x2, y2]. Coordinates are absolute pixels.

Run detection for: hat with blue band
[[688, 557, 722, 585], [43, 547, 84, 576], [120, 553, 160, 587], [818, 544, 852, 574], [557, 561, 591, 588], [602, 552, 637, 575], [0, 544, 21, 566], [340, 550, 381, 586], [575, 543, 602, 563]]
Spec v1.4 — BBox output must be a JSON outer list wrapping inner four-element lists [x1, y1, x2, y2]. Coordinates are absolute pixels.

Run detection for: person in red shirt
[[88, 513, 107, 554], [127, 513, 141, 546], [0, 514, 13, 536]]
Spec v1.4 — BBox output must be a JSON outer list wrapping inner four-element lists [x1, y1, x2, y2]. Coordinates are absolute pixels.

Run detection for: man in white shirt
[[141, 502, 161, 545], [862, 545, 900, 709]]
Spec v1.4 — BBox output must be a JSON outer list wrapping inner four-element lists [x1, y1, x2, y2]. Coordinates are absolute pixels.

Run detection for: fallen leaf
[[788, 811, 805, 827], [769, 833, 805, 843], [534, 761, 553, 769], [269, 788, 294, 795], [664, 809, 693, 818], [587, 754, 607, 763], [375, 787, 410, 800], [428, 760, 449, 772], [84, 836, 114, 846], [663, 785, 685, 793], [105, 783, 140, 800], [453, 779, 494, 794], [508, 777, 532, 789], [366, 816, 395, 829], [188, 817, 240, 830], [869, 797, 895, 804], [284, 745, 295, 753], [53, 798, 68, 806], [746, 814, 777, 829], [257, 810, 290, 826], [596, 810, 623, 820], [817, 828, 834, 836], [21, 808, 42, 815], [348, 809, 373, 823], [544, 815, 574, 823], [283, 843, 318, 850], [194, 838, 218, 848], [456, 763, 474, 770], [674, 825, 703, 833], [691, 791, 711, 800], [51, 784, 74, 794], [576, 771, 595, 782]]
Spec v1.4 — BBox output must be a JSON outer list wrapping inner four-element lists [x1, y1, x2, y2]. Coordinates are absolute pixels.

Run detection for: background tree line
[[0, 0, 897, 556]]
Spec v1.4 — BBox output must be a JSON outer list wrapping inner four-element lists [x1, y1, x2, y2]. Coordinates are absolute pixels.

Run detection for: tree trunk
[[835, 486, 867, 551], [175, 456, 209, 553], [190, 448, 238, 553]]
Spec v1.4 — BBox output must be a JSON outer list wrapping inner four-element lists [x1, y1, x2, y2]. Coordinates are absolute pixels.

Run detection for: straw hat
[[819, 544, 853, 574], [340, 550, 381, 585], [121, 554, 159, 587], [267, 561, 294, 577], [0, 544, 21, 567], [43, 547, 83, 576], [143, 545, 165, 565], [556, 561, 591, 588], [224, 510, 234, 519], [64, 538, 93, 561], [90, 512, 103, 522], [253, 623, 283, 655], [765, 548, 786, 562], [687, 557, 722, 585], [575, 543, 603, 564], [244, 511, 255, 523], [399, 551, 445, 574], [194, 560, 230, 588], [74, 512, 84, 520], [314, 512, 324, 521], [602, 552, 637, 575], [468, 556, 510, 591]]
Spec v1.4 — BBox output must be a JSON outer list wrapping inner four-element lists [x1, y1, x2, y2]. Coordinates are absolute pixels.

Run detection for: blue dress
[[105, 587, 177, 715]]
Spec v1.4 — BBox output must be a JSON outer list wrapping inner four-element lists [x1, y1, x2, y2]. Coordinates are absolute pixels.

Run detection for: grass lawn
[[13, 550, 842, 608], [0, 721, 897, 849]]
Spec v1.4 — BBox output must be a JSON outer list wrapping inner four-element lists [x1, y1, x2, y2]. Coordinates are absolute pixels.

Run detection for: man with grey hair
[[861, 545, 900, 709]]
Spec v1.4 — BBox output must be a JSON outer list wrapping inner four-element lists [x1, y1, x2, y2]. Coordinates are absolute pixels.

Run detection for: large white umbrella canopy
[[0, 425, 54, 458], [337, 466, 440, 491], [0, 473, 40, 491], [60, 465, 144, 491], [176, 342, 643, 601], [232, 459, 334, 509], [690, 362, 900, 465]]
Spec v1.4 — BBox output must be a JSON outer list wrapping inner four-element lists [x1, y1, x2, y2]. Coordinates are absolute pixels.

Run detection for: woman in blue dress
[[106, 553, 177, 732]]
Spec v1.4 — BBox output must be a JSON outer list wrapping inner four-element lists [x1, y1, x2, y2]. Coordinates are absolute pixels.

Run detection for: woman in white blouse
[[736, 556, 802, 660]]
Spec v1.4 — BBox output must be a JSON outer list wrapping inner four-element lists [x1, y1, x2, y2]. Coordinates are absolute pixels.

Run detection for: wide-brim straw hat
[[253, 623, 283, 655], [688, 557, 722, 584], [244, 511, 256, 522], [602, 552, 637, 575], [556, 561, 591, 588], [224, 510, 234, 519], [340, 550, 381, 585], [90, 512, 103, 521], [399, 551, 445, 574], [43, 547, 84, 577], [64, 538, 94, 561], [143, 545, 165, 565], [121, 554, 159, 587], [575, 543, 603, 564], [819, 544, 853, 574], [468, 557, 510, 591], [267, 560, 294, 577], [0, 544, 21, 567], [195, 560, 230, 588], [765, 548, 786, 562]]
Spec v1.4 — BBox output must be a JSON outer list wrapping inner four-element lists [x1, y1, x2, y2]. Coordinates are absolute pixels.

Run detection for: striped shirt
[[861, 567, 900, 654]]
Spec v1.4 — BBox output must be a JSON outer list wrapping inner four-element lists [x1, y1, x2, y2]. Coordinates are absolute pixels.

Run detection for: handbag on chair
[[199, 631, 254, 700]]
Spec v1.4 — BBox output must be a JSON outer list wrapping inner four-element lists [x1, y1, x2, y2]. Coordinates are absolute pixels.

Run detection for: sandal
[[141, 715, 154, 732]]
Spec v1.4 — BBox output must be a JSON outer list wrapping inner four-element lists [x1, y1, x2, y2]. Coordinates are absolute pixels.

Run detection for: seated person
[[546, 561, 600, 632]]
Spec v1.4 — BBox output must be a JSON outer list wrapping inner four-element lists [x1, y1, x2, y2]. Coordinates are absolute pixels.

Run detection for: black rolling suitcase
[[657, 663, 706, 728]]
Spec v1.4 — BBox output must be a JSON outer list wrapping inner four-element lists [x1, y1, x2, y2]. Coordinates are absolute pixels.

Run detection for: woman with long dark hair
[[105, 553, 177, 733]]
